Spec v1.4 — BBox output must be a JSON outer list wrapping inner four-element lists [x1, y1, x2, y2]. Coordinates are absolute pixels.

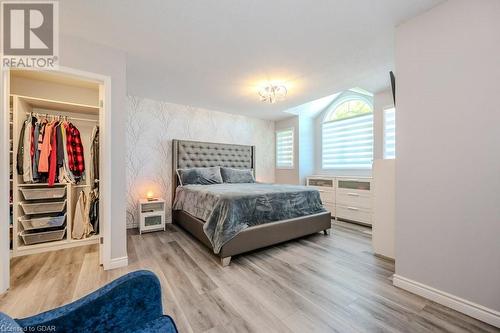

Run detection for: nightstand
[[138, 198, 166, 234]]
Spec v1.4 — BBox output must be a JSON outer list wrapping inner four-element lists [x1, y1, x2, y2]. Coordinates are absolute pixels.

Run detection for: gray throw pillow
[[220, 167, 255, 183], [177, 167, 223, 186]]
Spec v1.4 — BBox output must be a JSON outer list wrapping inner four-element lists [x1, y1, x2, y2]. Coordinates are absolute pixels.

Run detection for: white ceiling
[[60, 0, 443, 120]]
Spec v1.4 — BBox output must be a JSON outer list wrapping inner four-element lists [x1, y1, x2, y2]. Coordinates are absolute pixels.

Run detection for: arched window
[[322, 98, 373, 169]]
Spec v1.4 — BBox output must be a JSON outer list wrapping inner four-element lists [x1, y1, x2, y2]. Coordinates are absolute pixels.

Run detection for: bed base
[[172, 210, 332, 266]]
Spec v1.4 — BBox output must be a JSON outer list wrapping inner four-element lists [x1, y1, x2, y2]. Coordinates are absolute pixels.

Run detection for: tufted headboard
[[172, 139, 256, 201]]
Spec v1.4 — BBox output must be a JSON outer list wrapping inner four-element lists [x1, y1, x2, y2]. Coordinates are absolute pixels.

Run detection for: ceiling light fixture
[[258, 84, 287, 103]]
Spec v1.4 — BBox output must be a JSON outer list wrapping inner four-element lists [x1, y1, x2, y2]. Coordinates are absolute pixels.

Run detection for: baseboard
[[105, 256, 128, 270], [393, 274, 500, 328]]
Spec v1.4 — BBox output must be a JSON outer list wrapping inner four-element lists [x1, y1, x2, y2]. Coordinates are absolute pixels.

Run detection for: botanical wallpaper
[[126, 96, 275, 228]]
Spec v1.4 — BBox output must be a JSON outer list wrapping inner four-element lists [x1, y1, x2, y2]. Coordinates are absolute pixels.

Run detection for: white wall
[[275, 116, 300, 184], [298, 114, 315, 185], [372, 159, 395, 259], [371, 89, 396, 259], [126, 96, 275, 228], [59, 35, 128, 261], [395, 0, 500, 317], [373, 89, 394, 160]]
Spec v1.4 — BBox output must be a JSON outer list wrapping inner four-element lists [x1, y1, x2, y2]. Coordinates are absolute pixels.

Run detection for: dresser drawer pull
[[347, 192, 360, 197], [347, 207, 359, 211]]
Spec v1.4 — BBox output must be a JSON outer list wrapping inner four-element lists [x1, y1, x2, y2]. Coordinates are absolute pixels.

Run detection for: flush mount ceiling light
[[258, 84, 287, 103]]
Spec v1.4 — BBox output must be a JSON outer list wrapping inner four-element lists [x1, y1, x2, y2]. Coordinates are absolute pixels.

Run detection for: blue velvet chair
[[0, 270, 178, 333]]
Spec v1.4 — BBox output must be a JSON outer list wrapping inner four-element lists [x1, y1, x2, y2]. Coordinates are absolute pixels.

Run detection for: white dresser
[[307, 176, 373, 226], [306, 177, 336, 216]]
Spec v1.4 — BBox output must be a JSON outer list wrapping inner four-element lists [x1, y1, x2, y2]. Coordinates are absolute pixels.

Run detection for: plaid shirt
[[66, 123, 85, 175]]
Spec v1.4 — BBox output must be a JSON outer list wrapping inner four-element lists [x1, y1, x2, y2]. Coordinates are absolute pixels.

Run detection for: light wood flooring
[[1, 221, 498, 333]]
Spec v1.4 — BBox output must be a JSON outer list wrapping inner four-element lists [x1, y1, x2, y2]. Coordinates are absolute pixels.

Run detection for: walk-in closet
[[8, 70, 103, 258]]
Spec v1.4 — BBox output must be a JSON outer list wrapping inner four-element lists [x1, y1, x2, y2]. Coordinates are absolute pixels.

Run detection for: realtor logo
[[1, 1, 59, 69]]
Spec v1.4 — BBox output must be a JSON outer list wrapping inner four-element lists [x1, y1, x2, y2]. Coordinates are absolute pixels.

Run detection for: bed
[[171, 139, 332, 266]]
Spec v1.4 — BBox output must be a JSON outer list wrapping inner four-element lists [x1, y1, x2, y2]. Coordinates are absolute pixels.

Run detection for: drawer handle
[[347, 192, 360, 197], [347, 207, 359, 211]]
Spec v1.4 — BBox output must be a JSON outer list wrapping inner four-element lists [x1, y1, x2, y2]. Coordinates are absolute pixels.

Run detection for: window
[[384, 107, 396, 159], [322, 99, 373, 169], [276, 128, 294, 168]]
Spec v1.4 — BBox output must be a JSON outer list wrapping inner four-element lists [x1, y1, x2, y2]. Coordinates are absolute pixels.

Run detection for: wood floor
[[1, 221, 498, 333]]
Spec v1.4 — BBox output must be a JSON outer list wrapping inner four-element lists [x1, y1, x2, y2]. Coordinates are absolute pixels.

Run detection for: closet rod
[[25, 112, 98, 123]]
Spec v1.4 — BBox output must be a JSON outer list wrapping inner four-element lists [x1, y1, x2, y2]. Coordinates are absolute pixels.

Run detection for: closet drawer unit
[[19, 214, 66, 231], [336, 205, 372, 225], [318, 189, 335, 205], [20, 187, 66, 200], [20, 227, 66, 245], [336, 189, 371, 209], [20, 200, 67, 215]]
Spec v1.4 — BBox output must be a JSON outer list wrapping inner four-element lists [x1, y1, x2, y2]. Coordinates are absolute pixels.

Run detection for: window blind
[[276, 128, 294, 168], [384, 108, 396, 159], [322, 113, 373, 169]]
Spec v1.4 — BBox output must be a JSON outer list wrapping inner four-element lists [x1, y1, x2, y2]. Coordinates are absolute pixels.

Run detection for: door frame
[[0, 66, 112, 293]]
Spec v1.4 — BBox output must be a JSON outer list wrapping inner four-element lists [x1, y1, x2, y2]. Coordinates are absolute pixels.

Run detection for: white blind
[[322, 113, 373, 169], [384, 108, 396, 159], [276, 128, 294, 168]]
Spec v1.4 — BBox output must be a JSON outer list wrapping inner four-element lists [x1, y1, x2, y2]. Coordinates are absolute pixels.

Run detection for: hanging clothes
[[59, 122, 76, 184], [38, 120, 54, 173], [56, 122, 64, 169], [72, 190, 94, 240], [22, 116, 33, 183], [48, 122, 59, 186], [17, 113, 89, 187], [29, 115, 36, 165], [89, 126, 99, 190], [33, 119, 47, 182], [16, 121, 26, 175], [66, 123, 85, 176], [88, 189, 99, 234], [32, 121, 40, 180]]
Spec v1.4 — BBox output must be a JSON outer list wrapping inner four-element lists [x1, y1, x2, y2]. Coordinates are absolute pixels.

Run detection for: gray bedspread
[[172, 183, 326, 254]]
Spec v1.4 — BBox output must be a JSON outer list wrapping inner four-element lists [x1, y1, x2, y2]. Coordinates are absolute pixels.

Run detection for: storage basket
[[20, 227, 66, 245], [20, 187, 66, 200], [19, 214, 66, 231], [20, 200, 67, 215]]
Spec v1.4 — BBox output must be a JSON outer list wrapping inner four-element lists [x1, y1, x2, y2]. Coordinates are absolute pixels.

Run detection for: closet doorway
[[0, 67, 112, 292]]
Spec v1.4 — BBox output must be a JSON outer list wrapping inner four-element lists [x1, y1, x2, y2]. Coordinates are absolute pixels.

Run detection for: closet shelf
[[17, 238, 68, 251], [71, 234, 100, 243], [16, 235, 99, 252], [15, 95, 99, 115]]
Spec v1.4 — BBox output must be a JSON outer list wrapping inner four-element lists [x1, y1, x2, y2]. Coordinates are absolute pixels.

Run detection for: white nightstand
[[138, 198, 166, 234]]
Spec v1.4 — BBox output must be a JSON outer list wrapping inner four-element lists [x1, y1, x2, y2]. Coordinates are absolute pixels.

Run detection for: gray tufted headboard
[[172, 139, 256, 201]]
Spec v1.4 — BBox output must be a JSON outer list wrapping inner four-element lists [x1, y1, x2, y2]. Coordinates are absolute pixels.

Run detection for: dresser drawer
[[337, 179, 371, 191], [336, 205, 371, 225], [336, 189, 371, 209], [307, 178, 335, 189], [318, 190, 335, 204]]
